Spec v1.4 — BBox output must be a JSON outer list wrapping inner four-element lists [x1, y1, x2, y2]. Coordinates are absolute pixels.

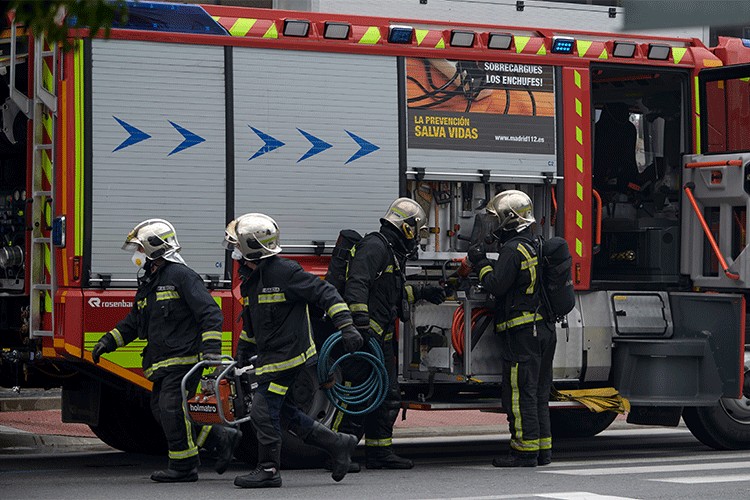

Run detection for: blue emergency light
[[388, 25, 414, 44], [742, 38, 750, 48], [110, 1, 228, 35], [551, 36, 575, 54]]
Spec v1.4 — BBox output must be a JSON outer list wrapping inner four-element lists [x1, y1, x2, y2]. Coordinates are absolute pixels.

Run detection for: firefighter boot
[[233, 445, 282, 488], [205, 426, 243, 474], [538, 449, 552, 466], [150, 467, 199, 483], [492, 452, 538, 468], [365, 446, 414, 470], [304, 421, 358, 482]]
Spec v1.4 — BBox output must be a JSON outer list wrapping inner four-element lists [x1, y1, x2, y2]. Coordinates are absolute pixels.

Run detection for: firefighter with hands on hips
[[333, 197, 447, 471], [467, 190, 557, 468], [226, 213, 362, 489], [91, 219, 242, 482]]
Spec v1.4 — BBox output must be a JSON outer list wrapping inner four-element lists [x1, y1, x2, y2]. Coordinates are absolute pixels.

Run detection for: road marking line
[[540, 460, 750, 475], [536, 493, 639, 500], [541, 452, 748, 468], [417, 492, 639, 500], [649, 473, 750, 484]]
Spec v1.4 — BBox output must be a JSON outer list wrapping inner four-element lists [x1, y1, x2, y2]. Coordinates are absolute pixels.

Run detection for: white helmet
[[122, 219, 183, 262], [381, 197, 427, 241], [224, 213, 282, 261], [486, 190, 535, 232]]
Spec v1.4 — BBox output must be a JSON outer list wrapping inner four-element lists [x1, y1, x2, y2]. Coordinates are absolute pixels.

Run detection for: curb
[[0, 396, 61, 413], [0, 425, 111, 453]]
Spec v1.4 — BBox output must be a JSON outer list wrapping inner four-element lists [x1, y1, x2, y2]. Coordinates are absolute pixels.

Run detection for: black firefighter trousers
[[150, 368, 201, 472], [500, 320, 557, 458], [250, 366, 316, 468]]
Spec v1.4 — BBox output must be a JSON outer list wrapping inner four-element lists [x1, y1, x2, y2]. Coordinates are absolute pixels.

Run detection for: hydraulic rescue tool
[[181, 356, 255, 427]]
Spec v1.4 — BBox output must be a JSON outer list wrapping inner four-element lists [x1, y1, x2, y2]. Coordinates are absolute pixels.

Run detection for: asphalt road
[[2, 424, 750, 500]]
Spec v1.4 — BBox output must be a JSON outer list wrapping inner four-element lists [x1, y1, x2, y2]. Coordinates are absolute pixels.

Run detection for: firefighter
[[226, 213, 362, 489], [468, 190, 557, 467], [334, 197, 447, 471], [91, 219, 242, 482]]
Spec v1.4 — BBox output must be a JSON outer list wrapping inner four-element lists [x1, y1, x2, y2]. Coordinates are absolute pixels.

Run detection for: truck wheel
[[682, 354, 750, 450], [89, 384, 166, 455], [280, 363, 340, 469], [550, 409, 617, 438]]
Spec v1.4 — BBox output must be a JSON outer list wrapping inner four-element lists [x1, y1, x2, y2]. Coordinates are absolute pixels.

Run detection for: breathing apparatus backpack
[[325, 229, 363, 294], [536, 236, 575, 322], [511, 235, 575, 323]]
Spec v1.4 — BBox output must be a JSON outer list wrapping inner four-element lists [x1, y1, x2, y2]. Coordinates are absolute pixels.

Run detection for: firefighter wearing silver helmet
[[332, 197, 446, 471], [226, 213, 362, 489], [468, 190, 556, 468], [92, 219, 242, 482]]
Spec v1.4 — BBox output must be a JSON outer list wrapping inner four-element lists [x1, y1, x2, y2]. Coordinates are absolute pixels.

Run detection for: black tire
[[683, 352, 750, 450], [89, 384, 167, 455], [281, 364, 339, 469], [550, 409, 617, 438], [683, 402, 750, 450]]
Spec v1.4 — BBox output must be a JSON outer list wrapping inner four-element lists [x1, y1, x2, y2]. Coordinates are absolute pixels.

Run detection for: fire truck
[[2, 1, 750, 465]]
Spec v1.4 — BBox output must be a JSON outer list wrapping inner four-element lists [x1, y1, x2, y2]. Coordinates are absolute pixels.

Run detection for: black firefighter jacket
[[105, 261, 223, 380], [475, 228, 544, 333], [344, 224, 410, 343], [236, 255, 353, 379]]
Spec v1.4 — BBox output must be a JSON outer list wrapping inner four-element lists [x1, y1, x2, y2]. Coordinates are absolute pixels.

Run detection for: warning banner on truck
[[406, 58, 556, 155]]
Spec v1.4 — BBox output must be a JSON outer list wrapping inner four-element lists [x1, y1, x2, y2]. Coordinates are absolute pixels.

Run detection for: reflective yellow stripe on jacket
[[144, 355, 200, 378], [495, 312, 544, 332]]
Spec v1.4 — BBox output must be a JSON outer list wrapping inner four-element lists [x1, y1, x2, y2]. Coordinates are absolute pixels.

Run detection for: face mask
[[231, 247, 244, 261], [131, 250, 148, 269]]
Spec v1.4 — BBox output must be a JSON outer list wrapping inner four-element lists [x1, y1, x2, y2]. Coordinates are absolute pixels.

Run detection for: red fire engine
[[1, 1, 750, 464]]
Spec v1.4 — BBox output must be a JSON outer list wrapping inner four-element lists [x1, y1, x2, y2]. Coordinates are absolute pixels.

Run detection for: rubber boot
[[492, 452, 537, 468], [304, 421, 358, 482], [204, 426, 243, 474], [538, 449, 552, 466], [234, 445, 282, 488], [150, 467, 198, 483], [365, 446, 413, 470]]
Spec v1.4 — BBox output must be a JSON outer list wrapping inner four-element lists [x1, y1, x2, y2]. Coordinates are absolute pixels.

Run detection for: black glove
[[341, 324, 364, 353], [201, 352, 223, 362], [91, 335, 115, 364], [235, 344, 254, 368], [467, 244, 487, 266], [420, 285, 446, 305]]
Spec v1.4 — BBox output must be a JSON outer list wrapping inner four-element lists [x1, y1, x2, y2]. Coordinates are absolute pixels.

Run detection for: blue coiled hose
[[317, 331, 389, 416]]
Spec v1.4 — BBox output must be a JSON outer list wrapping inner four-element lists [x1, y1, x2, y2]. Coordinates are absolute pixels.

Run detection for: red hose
[[451, 305, 493, 355]]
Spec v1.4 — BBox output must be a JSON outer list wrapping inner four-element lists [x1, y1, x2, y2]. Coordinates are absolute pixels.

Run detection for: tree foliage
[[7, 0, 128, 49]]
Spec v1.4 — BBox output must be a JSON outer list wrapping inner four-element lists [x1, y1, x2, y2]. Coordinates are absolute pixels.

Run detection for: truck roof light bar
[[487, 32, 513, 50], [450, 30, 475, 48], [612, 41, 636, 58], [283, 19, 310, 37], [647, 44, 671, 60], [324, 22, 350, 40], [388, 25, 414, 44], [551, 36, 575, 54]]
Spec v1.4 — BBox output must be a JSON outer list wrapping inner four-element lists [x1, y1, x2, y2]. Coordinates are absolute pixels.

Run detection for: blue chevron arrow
[[249, 126, 285, 160], [113, 116, 151, 152], [345, 130, 380, 164], [168, 121, 205, 156], [297, 128, 332, 162]]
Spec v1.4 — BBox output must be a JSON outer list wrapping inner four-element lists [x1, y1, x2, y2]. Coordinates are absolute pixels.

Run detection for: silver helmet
[[224, 213, 282, 261], [122, 219, 183, 262], [486, 190, 535, 232], [381, 197, 427, 241]]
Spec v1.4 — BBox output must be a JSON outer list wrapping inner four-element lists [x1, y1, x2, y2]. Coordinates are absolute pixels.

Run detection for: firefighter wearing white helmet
[[333, 197, 446, 471], [468, 190, 556, 468], [226, 213, 361, 489], [92, 218, 241, 482]]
